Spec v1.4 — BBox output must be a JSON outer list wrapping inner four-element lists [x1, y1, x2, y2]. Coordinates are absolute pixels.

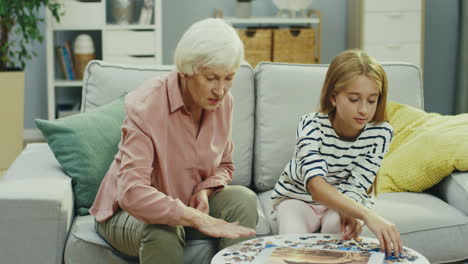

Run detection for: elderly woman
[[89, 18, 257, 263]]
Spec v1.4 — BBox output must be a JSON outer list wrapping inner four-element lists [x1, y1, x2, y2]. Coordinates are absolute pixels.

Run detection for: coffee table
[[211, 233, 429, 264]]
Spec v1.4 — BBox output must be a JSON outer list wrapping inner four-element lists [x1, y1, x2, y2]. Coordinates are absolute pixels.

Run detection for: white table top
[[211, 233, 429, 264]]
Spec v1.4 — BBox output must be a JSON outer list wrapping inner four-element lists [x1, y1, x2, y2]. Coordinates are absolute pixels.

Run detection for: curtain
[[455, 0, 468, 114]]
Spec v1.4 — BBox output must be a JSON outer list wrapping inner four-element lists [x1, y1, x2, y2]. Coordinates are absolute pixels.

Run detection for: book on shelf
[[56, 41, 76, 80], [64, 41, 77, 79], [257, 246, 385, 264], [56, 46, 69, 80]]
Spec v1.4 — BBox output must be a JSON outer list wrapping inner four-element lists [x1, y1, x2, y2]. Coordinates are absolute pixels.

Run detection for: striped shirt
[[271, 112, 393, 210]]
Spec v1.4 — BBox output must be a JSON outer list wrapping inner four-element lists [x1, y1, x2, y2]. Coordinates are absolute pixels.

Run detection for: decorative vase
[[236, 1, 252, 18], [73, 34, 95, 80], [111, 0, 135, 24]]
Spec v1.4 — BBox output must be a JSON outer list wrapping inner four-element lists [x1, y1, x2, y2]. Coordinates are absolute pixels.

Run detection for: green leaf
[[0, 0, 64, 70]]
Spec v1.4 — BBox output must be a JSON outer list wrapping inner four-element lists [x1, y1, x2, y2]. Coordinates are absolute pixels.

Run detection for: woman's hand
[[180, 206, 256, 239], [195, 213, 256, 239], [189, 189, 211, 214], [340, 214, 362, 240], [364, 212, 402, 257]]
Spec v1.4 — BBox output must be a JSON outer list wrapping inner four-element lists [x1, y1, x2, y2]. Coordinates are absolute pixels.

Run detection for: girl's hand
[[364, 212, 402, 257], [340, 214, 362, 240]]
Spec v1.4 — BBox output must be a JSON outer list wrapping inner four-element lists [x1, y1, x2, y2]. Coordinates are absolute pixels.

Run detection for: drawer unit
[[364, 0, 422, 12], [104, 30, 156, 55], [348, 0, 424, 67], [363, 12, 422, 43], [104, 55, 157, 66], [364, 43, 421, 67], [52, 0, 104, 28]]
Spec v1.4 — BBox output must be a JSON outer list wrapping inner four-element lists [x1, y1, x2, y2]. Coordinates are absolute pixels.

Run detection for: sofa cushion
[[253, 62, 423, 192], [378, 102, 468, 193], [429, 171, 468, 216], [82, 61, 254, 186], [35, 97, 126, 215], [362, 192, 468, 263]]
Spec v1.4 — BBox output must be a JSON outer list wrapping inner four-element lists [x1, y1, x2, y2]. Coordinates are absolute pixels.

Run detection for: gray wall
[[23, 6, 49, 130], [23, 0, 459, 129], [423, 0, 459, 114]]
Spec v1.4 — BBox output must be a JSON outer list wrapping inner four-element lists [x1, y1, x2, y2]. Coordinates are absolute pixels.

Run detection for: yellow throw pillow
[[377, 102, 468, 193]]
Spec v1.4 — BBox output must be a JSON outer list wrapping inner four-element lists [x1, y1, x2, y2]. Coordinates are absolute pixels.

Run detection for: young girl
[[271, 49, 402, 257]]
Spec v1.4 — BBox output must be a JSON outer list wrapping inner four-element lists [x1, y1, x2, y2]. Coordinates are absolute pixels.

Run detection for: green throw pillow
[[35, 96, 126, 215]]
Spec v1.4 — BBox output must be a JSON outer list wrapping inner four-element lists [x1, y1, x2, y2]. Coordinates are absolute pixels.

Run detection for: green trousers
[[96, 185, 258, 264]]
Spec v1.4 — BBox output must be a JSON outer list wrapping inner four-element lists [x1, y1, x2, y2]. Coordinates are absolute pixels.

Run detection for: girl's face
[[330, 75, 380, 139], [182, 67, 236, 112]]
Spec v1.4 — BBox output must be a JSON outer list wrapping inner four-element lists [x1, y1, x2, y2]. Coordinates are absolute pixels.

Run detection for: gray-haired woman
[[90, 18, 257, 263]]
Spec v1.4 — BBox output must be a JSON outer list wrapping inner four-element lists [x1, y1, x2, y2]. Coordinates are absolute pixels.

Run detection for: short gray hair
[[174, 18, 244, 76]]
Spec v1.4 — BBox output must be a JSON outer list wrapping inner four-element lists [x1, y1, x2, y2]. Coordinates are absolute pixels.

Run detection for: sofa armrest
[[0, 143, 74, 264], [428, 171, 468, 216]]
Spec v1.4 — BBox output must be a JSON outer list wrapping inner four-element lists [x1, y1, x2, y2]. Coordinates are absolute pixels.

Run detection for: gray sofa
[[1, 61, 467, 264]]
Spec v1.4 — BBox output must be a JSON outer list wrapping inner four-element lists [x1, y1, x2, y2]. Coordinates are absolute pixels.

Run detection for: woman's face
[[182, 67, 236, 112], [331, 74, 380, 139]]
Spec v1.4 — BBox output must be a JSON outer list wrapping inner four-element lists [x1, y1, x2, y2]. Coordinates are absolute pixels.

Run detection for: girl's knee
[[321, 212, 341, 234]]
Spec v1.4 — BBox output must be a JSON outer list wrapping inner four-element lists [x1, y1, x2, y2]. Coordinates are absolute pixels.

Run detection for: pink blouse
[[89, 71, 234, 225]]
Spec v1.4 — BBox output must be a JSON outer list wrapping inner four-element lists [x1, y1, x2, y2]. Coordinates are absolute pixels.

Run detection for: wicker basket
[[273, 28, 316, 64], [237, 28, 272, 67]]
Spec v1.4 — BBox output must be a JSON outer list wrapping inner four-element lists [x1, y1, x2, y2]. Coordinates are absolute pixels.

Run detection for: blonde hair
[[174, 18, 244, 76], [319, 49, 388, 122]]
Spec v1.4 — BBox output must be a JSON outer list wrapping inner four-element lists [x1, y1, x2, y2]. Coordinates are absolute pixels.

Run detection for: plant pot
[[236, 1, 252, 18], [0, 71, 24, 171]]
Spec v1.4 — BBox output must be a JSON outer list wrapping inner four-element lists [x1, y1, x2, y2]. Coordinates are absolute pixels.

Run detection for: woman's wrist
[[180, 206, 204, 228]]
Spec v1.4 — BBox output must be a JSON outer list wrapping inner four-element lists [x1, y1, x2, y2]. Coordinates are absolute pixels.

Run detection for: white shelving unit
[[225, 16, 320, 25], [46, 0, 162, 120], [347, 0, 425, 68]]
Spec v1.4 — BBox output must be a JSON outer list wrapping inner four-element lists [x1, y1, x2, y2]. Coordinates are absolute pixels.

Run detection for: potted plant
[[0, 0, 62, 172]]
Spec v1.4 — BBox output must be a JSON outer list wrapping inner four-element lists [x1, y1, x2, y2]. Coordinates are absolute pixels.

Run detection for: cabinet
[[46, 0, 162, 120], [225, 15, 321, 67], [347, 0, 424, 68]]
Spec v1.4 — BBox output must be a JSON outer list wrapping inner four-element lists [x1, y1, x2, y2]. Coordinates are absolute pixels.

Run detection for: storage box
[[273, 28, 316, 64], [238, 28, 272, 68]]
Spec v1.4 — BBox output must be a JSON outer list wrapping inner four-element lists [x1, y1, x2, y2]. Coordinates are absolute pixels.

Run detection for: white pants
[[277, 199, 341, 235]]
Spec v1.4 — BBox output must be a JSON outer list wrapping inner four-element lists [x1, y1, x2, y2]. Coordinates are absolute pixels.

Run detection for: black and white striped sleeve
[[294, 115, 327, 189], [340, 124, 393, 202]]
